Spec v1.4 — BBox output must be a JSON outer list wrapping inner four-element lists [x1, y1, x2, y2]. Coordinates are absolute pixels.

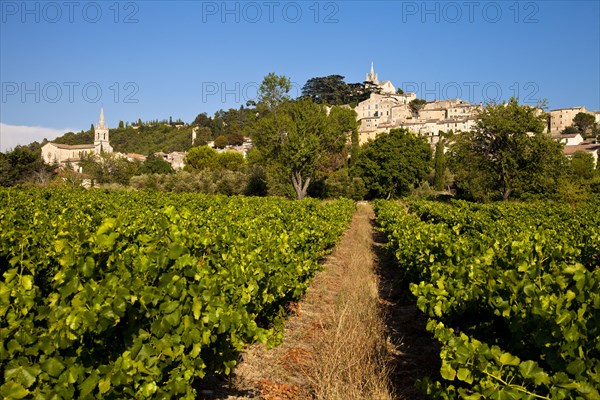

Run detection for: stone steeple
[[94, 106, 113, 153], [366, 62, 379, 84], [97, 106, 108, 130]]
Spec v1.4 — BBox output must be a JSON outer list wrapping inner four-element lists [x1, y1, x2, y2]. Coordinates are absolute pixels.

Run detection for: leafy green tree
[[79, 152, 140, 185], [258, 72, 291, 112], [193, 126, 212, 146], [448, 98, 560, 201], [0, 144, 53, 186], [217, 151, 246, 171], [396, 88, 405, 95], [141, 154, 174, 174], [433, 139, 446, 191], [118, 120, 125, 129], [227, 131, 245, 146], [214, 135, 228, 149], [300, 75, 377, 105], [572, 112, 597, 135], [351, 129, 432, 199], [570, 151, 595, 180], [185, 146, 218, 170], [252, 97, 345, 199]]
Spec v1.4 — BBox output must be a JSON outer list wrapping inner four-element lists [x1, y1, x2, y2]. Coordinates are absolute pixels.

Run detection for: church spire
[[98, 106, 107, 130], [366, 62, 379, 84]]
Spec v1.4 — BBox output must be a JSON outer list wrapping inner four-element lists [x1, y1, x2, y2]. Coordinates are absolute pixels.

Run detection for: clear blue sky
[[1, 0, 599, 150]]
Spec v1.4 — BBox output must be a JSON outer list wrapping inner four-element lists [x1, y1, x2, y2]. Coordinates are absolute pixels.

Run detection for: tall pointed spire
[[98, 106, 107, 130], [366, 62, 379, 84]]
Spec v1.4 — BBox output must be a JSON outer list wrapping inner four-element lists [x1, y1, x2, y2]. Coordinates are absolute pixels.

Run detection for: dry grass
[[306, 203, 394, 400], [220, 203, 394, 400]]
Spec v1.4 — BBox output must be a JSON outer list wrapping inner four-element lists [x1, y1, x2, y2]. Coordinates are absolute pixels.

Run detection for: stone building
[[548, 106, 587, 133], [42, 107, 113, 167], [355, 64, 480, 145]]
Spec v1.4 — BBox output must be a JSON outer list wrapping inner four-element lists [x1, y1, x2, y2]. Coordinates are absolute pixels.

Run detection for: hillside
[[52, 124, 196, 155]]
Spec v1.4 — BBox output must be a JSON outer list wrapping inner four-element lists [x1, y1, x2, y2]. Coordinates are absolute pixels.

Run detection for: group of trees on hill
[[2, 72, 600, 202], [300, 75, 382, 105]]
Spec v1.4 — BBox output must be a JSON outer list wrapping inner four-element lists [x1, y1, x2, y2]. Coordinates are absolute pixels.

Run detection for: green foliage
[[141, 154, 175, 175], [572, 112, 597, 135], [79, 153, 141, 185], [351, 129, 432, 199], [301, 75, 378, 105], [251, 96, 354, 200], [375, 199, 600, 399], [184, 146, 246, 173], [185, 146, 218, 170], [258, 72, 291, 111], [0, 188, 355, 399], [0, 144, 54, 187], [448, 98, 562, 201], [214, 135, 228, 149], [433, 140, 446, 191], [53, 124, 194, 155], [569, 151, 595, 180]]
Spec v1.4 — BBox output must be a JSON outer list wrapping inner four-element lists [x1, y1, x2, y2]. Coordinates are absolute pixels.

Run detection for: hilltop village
[[40, 64, 600, 173]]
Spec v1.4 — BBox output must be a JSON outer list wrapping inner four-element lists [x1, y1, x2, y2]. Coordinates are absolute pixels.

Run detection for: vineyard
[[0, 188, 354, 399], [375, 199, 600, 399]]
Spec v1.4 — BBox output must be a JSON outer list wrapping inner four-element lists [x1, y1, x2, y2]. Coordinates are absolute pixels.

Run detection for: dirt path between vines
[[198, 202, 438, 400]]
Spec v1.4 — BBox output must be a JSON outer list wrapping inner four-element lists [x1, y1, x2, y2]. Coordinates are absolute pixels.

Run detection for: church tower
[[366, 62, 379, 84], [94, 106, 113, 154]]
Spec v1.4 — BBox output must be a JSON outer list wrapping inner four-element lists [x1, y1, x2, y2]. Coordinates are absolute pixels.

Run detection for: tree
[[79, 152, 140, 185], [0, 144, 53, 187], [570, 151, 595, 180], [226, 131, 245, 146], [216, 151, 245, 171], [141, 153, 174, 174], [301, 75, 378, 106], [572, 112, 596, 135], [214, 135, 228, 149], [301, 75, 349, 105], [409, 98, 427, 115], [396, 88, 405, 95], [252, 97, 349, 199], [185, 146, 218, 170], [257, 72, 291, 111], [351, 129, 432, 199], [448, 98, 561, 201], [433, 139, 446, 191], [118, 120, 125, 129]]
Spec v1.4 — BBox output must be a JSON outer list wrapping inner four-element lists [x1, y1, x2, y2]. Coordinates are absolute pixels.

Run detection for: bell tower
[[94, 106, 113, 153]]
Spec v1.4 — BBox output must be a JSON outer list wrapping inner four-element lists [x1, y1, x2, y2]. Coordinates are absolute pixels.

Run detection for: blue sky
[[1, 0, 599, 150]]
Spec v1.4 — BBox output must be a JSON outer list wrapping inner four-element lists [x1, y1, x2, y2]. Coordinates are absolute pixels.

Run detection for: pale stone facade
[[42, 107, 113, 166], [356, 65, 480, 145], [548, 106, 587, 133]]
